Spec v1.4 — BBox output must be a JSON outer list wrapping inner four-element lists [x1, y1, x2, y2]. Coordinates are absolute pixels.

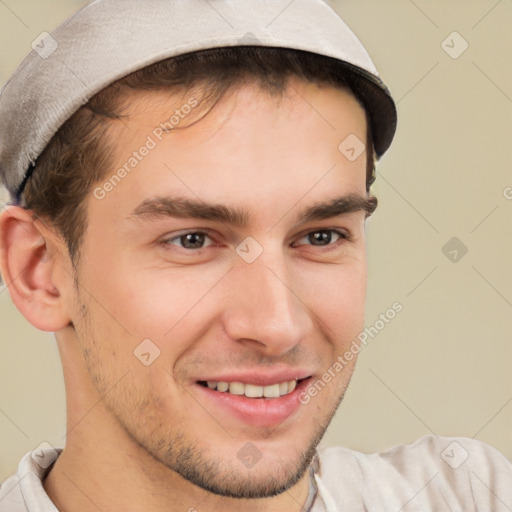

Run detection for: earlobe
[[0, 206, 72, 332]]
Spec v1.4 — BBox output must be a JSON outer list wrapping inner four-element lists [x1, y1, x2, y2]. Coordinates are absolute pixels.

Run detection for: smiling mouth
[[198, 379, 308, 398]]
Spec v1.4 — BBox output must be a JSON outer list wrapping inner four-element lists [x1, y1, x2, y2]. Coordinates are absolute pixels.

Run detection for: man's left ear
[[0, 205, 73, 332]]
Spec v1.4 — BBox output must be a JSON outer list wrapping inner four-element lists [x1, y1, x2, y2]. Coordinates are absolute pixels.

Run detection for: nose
[[221, 251, 314, 357]]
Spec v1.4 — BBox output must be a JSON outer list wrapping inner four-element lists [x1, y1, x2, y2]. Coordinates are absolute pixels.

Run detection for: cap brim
[[337, 61, 397, 159]]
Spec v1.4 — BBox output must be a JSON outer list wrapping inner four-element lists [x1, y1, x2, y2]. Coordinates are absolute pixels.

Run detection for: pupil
[[182, 233, 205, 249], [309, 231, 331, 246]]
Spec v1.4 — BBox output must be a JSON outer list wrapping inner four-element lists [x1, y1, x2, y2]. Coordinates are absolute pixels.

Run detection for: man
[[0, 1, 510, 511]]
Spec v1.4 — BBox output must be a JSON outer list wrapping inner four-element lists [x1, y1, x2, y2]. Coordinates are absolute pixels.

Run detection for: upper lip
[[196, 369, 312, 387]]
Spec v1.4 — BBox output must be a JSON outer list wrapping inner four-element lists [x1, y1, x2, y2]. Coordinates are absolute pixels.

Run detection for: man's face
[[69, 77, 369, 498]]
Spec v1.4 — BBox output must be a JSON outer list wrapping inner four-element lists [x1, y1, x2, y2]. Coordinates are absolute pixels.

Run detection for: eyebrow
[[297, 194, 377, 222], [128, 193, 377, 226]]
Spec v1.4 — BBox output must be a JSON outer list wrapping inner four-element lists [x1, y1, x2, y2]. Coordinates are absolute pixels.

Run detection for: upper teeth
[[206, 380, 297, 398]]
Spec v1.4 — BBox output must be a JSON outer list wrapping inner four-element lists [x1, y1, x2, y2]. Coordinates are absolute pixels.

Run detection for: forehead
[[87, 77, 368, 226], [109, 75, 366, 151]]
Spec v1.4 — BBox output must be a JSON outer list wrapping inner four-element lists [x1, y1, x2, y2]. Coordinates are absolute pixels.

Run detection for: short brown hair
[[21, 47, 376, 268]]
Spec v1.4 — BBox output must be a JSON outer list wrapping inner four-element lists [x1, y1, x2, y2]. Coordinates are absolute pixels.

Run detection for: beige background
[[0, 0, 511, 480]]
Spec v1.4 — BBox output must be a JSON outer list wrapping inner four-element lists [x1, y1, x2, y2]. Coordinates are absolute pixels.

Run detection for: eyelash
[[160, 228, 350, 251]]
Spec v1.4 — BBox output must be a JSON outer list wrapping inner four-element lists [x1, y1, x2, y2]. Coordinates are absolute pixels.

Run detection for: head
[[0, 4, 396, 503]]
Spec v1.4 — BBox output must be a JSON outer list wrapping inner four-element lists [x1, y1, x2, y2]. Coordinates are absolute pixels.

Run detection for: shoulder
[[316, 436, 512, 511], [0, 470, 29, 511], [0, 448, 61, 512]]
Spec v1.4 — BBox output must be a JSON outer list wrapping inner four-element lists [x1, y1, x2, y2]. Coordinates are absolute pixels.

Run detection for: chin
[[151, 419, 327, 500], [172, 444, 317, 499]]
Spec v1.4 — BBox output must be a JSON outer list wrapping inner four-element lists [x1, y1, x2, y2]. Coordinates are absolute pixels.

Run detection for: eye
[[163, 231, 215, 250], [293, 229, 348, 247]]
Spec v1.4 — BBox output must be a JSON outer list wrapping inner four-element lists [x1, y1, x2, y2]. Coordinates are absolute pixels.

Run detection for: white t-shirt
[[1, 436, 511, 511]]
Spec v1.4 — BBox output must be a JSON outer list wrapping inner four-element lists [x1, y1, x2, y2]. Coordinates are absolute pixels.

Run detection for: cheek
[[81, 255, 227, 356], [297, 258, 367, 339]]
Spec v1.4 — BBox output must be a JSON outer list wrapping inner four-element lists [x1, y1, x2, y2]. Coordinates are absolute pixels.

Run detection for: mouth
[[197, 379, 304, 398], [194, 377, 311, 427]]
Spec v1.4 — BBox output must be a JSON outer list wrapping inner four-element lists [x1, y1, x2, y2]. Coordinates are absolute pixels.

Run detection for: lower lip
[[194, 380, 309, 428]]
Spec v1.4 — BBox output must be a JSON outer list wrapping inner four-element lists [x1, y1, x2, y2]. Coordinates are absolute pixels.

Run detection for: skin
[[0, 76, 371, 512]]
